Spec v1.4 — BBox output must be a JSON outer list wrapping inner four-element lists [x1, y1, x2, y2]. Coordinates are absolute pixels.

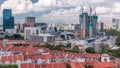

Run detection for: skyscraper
[[24, 17, 35, 27], [79, 13, 89, 38], [100, 22, 104, 32], [79, 13, 98, 38], [92, 15, 98, 36], [22, 17, 35, 30], [3, 9, 14, 31]]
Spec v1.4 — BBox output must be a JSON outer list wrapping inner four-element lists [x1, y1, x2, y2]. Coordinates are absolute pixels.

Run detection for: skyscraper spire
[[94, 5, 97, 15], [80, 0, 84, 13], [81, 5, 84, 13], [89, 6, 92, 21]]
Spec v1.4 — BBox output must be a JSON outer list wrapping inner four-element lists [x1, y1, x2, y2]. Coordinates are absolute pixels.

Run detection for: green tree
[[86, 47, 95, 53], [103, 45, 111, 53], [72, 46, 79, 52], [66, 43, 71, 48], [55, 45, 61, 50], [104, 29, 120, 36], [0, 64, 18, 68], [49, 45, 55, 50], [116, 36, 120, 46]]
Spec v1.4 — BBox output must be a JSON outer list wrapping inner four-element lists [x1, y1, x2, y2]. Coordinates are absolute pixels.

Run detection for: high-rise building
[[24, 17, 35, 27], [100, 22, 104, 32], [79, 13, 98, 38], [92, 15, 98, 36], [3, 9, 14, 31], [112, 19, 120, 30], [79, 13, 88, 38]]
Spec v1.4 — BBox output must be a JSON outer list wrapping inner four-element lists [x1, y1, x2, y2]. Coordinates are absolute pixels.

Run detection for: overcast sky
[[0, 0, 120, 25]]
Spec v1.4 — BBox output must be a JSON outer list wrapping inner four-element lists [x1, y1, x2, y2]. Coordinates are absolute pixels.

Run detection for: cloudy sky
[[0, 0, 120, 25]]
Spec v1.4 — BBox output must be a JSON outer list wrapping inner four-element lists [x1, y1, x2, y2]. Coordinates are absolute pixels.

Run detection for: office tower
[[100, 22, 104, 32], [92, 15, 98, 36], [3, 9, 14, 31], [80, 13, 88, 38], [24, 17, 35, 27]]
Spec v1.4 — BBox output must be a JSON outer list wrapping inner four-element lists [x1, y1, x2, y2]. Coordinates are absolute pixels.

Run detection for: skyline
[[0, 0, 120, 25]]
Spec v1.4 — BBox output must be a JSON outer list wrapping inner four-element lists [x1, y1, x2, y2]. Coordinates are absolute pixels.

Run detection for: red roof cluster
[[70, 62, 117, 68], [21, 62, 66, 68], [0, 40, 118, 68], [20, 62, 117, 68], [1, 55, 23, 63]]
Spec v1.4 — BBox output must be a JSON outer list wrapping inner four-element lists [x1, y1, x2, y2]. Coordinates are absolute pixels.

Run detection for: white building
[[101, 54, 110, 62], [2, 39, 9, 44], [5, 29, 17, 36], [60, 31, 74, 40], [24, 27, 55, 43], [30, 34, 55, 43], [24, 27, 39, 40], [0, 51, 13, 56], [112, 19, 120, 30]]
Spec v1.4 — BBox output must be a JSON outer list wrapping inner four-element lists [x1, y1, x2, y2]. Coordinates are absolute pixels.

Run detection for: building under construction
[[79, 7, 98, 38]]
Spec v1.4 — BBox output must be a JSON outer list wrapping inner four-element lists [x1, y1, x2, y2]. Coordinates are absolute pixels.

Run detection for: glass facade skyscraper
[[3, 9, 14, 31]]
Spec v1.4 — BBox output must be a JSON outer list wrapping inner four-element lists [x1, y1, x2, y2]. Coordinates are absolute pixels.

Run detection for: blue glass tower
[[3, 9, 14, 31]]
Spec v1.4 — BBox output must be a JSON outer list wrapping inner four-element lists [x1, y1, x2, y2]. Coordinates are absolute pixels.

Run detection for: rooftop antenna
[[89, 6, 92, 21], [80, 5, 84, 14], [81, 0, 84, 13]]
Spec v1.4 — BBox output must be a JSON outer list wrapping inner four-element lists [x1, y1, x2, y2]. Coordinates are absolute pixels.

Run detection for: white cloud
[[90, 0, 105, 3], [0, 0, 106, 15], [40, 7, 80, 23], [0, 0, 58, 15], [95, 7, 111, 15], [0, 0, 120, 25], [112, 2, 120, 14], [0, 0, 32, 15]]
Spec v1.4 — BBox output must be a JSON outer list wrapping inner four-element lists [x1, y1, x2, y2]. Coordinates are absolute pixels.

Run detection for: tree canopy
[[85, 47, 95, 53], [116, 36, 120, 46], [0, 64, 18, 68], [104, 29, 120, 36]]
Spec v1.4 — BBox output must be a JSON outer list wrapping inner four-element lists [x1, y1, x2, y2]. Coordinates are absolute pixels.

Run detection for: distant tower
[[23, 17, 35, 30], [3, 9, 14, 31], [93, 5, 98, 36], [25, 17, 35, 27], [100, 22, 104, 32]]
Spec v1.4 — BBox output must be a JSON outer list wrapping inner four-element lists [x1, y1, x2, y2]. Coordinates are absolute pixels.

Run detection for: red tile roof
[[1, 55, 23, 63], [21, 63, 35, 68], [70, 62, 117, 68]]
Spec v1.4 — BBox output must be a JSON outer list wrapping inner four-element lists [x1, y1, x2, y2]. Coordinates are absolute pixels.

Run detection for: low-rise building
[[30, 34, 55, 43], [60, 31, 74, 40], [24, 27, 55, 43], [5, 29, 17, 36]]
